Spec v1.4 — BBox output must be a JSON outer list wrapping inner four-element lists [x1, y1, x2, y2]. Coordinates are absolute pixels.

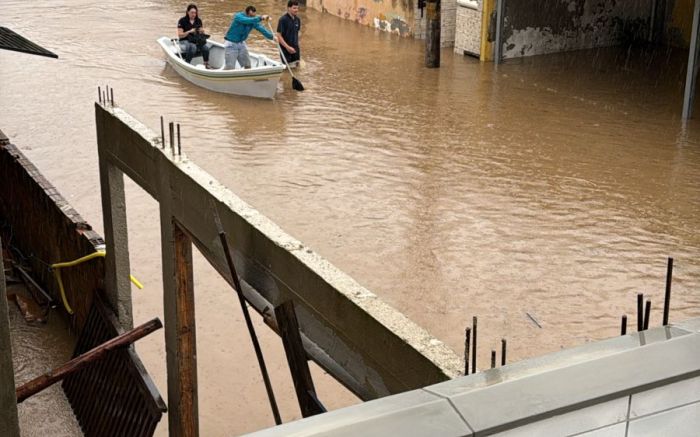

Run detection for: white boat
[[157, 36, 286, 99]]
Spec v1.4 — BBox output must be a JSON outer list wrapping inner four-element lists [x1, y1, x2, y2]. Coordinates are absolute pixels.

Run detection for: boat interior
[[167, 39, 278, 71]]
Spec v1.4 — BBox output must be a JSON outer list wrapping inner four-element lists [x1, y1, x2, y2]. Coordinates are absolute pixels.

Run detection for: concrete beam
[[97, 113, 134, 329], [0, 238, 21, 437], [94, 104, 462, 402]]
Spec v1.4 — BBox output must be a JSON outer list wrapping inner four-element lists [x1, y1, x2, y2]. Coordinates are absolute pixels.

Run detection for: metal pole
[[494, 0, 506, 64], [663, 257, 673, 325], [490, 350, 496, 369], [213, 207, 282, 425], [98, 86, 102, 104], [682, 0, 700, 119]]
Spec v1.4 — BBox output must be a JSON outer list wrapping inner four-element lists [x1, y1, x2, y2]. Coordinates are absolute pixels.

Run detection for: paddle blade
[[292, 77, 304, 91]]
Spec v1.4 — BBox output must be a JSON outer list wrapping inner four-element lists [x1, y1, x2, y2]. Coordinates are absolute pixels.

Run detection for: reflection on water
[[2, 0, 700, 435]]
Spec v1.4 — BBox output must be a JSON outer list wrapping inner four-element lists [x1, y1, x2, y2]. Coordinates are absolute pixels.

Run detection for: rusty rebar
[[177, 123, 182, 156], [663, 257, 674, 325], [501, 339, 506, 366], [464, 327, 470, 375], [471, 316, 477, 374], [621, 315, 627, 335], [644, 300, 651, 330], [637, 293, 644, 332]]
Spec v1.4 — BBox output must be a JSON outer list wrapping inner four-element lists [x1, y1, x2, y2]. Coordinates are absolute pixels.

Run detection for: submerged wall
[[502, 0, 655, 59]]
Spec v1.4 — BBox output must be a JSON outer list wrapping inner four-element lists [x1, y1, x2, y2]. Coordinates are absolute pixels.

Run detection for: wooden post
[[161, 218, 199, 437], [275, 300, 325, 418], [16, 318, 162, 403], [0, 238, 21, 437], [425, 0, 441, 68]]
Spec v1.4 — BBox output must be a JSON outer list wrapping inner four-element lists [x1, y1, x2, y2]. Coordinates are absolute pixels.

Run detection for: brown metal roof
[[0, 27, 57, 59]]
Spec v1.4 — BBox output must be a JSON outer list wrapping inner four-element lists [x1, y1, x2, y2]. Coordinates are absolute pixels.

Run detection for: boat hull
[[157, 36, 285, 99]]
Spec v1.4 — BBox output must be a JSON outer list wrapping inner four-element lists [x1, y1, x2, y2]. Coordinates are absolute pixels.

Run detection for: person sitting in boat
[[223, 6, 274, 69], [177, 3, 212, 68]]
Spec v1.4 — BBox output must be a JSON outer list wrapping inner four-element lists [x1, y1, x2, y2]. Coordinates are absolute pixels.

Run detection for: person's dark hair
[[186, 3, 198, 15], [245, 5, 257, 14], [287, 0, 299, 7]]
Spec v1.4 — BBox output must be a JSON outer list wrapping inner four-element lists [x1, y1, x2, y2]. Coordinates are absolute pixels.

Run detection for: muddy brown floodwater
[[2, 0, 700, 435]]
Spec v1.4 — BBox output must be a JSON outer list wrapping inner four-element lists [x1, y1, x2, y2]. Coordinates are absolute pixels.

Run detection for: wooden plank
[[275, 300, 325, 418], [16, 318, 162, 402], [171, 222, 198, 436]]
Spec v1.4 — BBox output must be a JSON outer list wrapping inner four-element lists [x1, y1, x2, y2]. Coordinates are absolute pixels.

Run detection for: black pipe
[[98, 86, 101, 103], [663, 257, 674, 326], [644, 300, 651, 330], [160, 116, 165, 149], [464, 327, 470, 375], [471, 316, 477, 374], [621, 315, 627, 335], [637, 293, 644, 332], [501, 339, 506, 366], [110, 87, 114, 106], [214, 208, 282, 425], [490, 350, 496, 369]]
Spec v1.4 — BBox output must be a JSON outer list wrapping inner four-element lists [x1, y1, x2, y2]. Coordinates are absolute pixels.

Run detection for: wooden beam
[[16, 317, 162, 403], [275, 300, 325, 418], [165, 221, 199, 437]]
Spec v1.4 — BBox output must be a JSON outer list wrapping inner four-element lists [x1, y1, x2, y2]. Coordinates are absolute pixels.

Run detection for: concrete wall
[[0, 237, 20, 437], [502, 0, 655, 59], [308, 0, 456, 46], [454, 0, 482, 55], [308, 0, 415, 36], [95, 104, 462, 402], [0, 138, 105, 334]]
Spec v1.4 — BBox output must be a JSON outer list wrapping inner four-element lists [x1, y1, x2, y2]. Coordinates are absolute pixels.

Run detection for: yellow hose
[[51, 250, 143, 315]]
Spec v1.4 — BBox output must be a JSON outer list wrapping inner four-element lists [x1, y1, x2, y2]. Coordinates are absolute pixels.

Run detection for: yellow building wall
[[307, 0, 415, 36]]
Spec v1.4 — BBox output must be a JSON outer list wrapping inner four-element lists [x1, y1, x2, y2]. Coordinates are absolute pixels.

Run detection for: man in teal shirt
[[224, 6, 274, 69]]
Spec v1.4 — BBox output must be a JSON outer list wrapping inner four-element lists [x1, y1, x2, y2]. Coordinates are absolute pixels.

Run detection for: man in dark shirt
[[276, 0, 301, 67]]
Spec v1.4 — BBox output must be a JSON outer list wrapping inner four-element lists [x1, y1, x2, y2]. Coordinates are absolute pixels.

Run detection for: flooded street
[[2, 0, 700, 435]]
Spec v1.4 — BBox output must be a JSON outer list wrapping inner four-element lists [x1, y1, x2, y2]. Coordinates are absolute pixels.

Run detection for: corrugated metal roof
[[0, 27, 57, 59]]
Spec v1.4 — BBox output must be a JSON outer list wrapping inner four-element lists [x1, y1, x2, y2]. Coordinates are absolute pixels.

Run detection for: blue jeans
[[179, 40, 209, 63], [224, 41, 251, 69]]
